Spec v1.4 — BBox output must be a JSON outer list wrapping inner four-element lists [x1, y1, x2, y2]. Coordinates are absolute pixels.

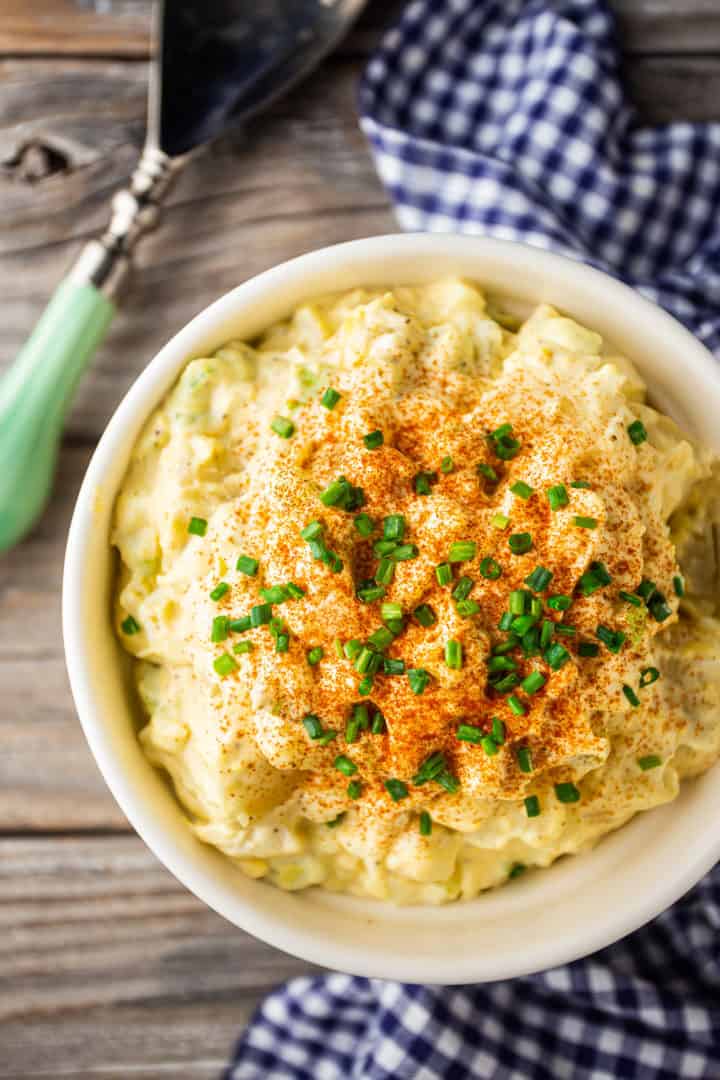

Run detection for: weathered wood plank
[[0, 445, 130, 830], [2, 1, 720, 58], [0, 835, 317, 1077]]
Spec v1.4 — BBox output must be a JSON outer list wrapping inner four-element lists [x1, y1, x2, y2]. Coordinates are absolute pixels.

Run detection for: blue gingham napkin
[[227, 2, 720, 1076]]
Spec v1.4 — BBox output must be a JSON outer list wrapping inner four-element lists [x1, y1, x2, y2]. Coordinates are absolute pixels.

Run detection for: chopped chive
[[555, 782, 581, 804], [354, 513, 375, 538], [209, 578, 229, 604], [355, 647, 378, 675], [261, 585, 290, 604], [211, 615, 229, 643], [449, 540, 477, 562], [508, 532, 533, 554], [383, 514, 405, 541], [368, 626, 395, 651], [578, 561, 612, 596], [356, 583, 386, 603], [271, 415, 295, 438], [375, 557, 396, 586], [477, 462, 499, 484], [544, 642, 570, 670], [392, 543, 419, 562], [435, 562, 453, 586], [493, 635, 519, 656], [326, 813, 345, 829], [638, 754, 662, 771], [321, 387, 341, 410], [274, 632, 289, 653], [571, 479, 592, 489], [285, 582, 305, 600], [372, 711, 387, 734], [445, 640, 463, 670], [408, 668, 431, 695], [378, 605, 401, 627], [522, 628, 541, 657], [302, 714, 323, 739], [412, 753, 447, 785], [521, 671, 546, 695], [547, 484, 568, 511], [673, 575, 684, 597], [623, 684, 640, 707], [232, 640, 253, 655], [637, 578, 657, 601], [374, 539, 398, 556], [510, 614, 537, 636], [516, 747, 533, 773], [640, 666, 660, 687], [510, 481, 534, 500], [627, 419, 648, 445], [530, 596, 542, 617], [480, 557, 502, 580], [414, 604, 437, 628], [578, 641, 600, 657], [524, 566, 553, 592], [236, 554, 259, 576], [524, 795, 541, 818], [318, 729, 339, 745], [307, 646, 324, 666], [319, 478, 348, 507], [334, 754, 357, 777], [481, 735, 499, 756], [440, 456, 454, 474], [498, 611, 515, 632], [490, 673, 520, 692], [363, 429, 384, 450], [419, 810, 432, 836], [347, 779, 362, 799], [343, 639, 362, 660], [452, 576, 474, 602], [491, 717, 505, 745], [488, 656, 517, 674], [547, 594, 572, 611], [358, 675, 374, 695], [540, 619, 554, 650], [228, 616, 251, 633], [300, 521, 323, 542], [456, 599, 481, 619], [488, 424, 521, 460], [509, 589, 528, 615], [619, 590, 643, 607], [121, 615, 141, 635], [435, 770, 460, 794], [457, 723, 482, 744], [385, 779, 409, 801], [648, 593, 672, 622], [508, 695, 526, 716], [414, 471, 437, 495], [491, 513, 509, 530], [213, 652, 237, 676], [383, 657, 405, 675], [250, 603, 273, 627], [596, 625, 626, 653], [188, 516, 207, 536], [574, 516, 597, 529], [508, 863, 526, 879], [334, 638, 344, 658]]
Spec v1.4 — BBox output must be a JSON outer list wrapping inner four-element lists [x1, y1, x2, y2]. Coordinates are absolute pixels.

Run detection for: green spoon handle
[[0, 145, 177, 553], [0, 277, 115, 552]]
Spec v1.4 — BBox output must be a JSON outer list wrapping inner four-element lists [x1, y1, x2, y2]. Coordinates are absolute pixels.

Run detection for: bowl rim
[[63, 233, 720, 983]]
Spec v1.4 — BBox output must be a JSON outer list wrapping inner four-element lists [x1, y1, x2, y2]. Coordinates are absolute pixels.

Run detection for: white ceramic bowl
[[63, 234, 720, 984]]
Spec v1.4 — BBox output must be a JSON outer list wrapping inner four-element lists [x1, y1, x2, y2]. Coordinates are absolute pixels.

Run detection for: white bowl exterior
[[63, 234, 720, 984]]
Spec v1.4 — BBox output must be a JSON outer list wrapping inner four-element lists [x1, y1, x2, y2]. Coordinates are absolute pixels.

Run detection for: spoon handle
[[0, 147, 176, 553]]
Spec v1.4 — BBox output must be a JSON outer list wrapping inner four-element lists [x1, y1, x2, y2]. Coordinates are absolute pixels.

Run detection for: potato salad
[[113, 280, 720, 904]]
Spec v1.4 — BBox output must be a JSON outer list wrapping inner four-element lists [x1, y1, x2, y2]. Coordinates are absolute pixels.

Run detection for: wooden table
[[1, 2, 718, 1076]]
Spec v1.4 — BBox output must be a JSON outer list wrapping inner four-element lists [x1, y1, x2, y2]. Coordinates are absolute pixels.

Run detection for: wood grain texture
[[2, 1, 720, 1076], [0, 836, 317, 1078]]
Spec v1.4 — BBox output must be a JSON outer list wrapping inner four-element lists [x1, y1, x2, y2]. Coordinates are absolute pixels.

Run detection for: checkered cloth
[[227, 1, 720, 1076]]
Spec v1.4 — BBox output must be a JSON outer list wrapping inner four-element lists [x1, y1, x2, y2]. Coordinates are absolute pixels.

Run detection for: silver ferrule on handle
[[68, 145, 178, 298]]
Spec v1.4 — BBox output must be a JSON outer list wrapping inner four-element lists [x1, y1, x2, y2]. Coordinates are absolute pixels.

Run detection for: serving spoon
[[0, 0, 365, 552]]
